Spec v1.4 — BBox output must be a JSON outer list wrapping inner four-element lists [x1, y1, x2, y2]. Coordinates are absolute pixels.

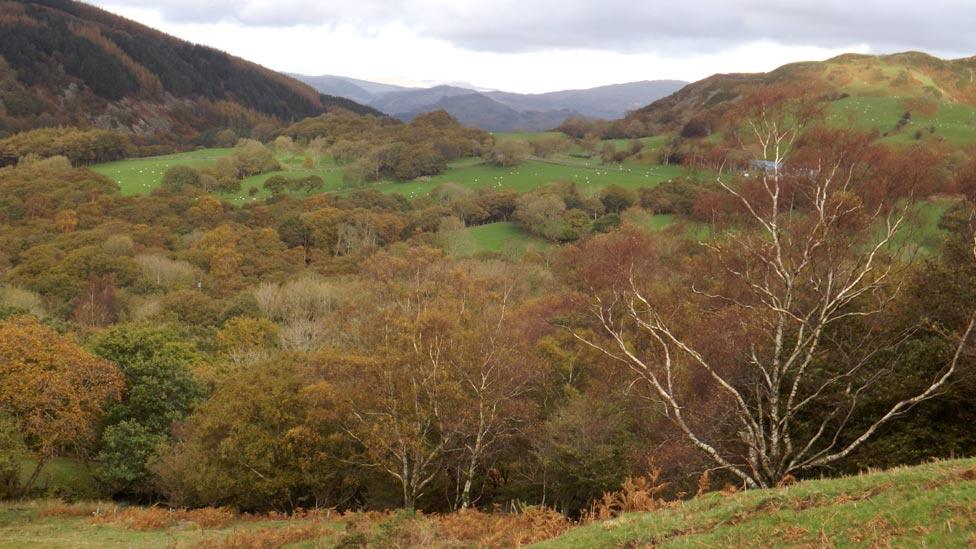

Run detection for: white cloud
[[91, 1, 966, 93]]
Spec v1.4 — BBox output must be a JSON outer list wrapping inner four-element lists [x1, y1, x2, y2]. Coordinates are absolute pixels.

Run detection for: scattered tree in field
[[161, 165, 201, 193], [485, 140, 530, 167]]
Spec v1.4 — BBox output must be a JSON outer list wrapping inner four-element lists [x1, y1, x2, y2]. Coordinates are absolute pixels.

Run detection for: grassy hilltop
[[623, 52, 976, 145]]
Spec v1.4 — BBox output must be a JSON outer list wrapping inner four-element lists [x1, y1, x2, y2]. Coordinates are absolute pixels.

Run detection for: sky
[[90, 0, 976, 94]]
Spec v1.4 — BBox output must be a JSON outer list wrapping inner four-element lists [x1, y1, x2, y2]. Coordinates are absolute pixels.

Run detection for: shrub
[[484, 140, 530, 167], [103, 235, 135, 257], [135, 254, 198, 289], [0, 286, 46, 318], [160, 165, 201, 192]]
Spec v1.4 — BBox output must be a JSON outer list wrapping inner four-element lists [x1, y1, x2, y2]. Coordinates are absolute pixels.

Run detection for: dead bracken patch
[[90, 506, 237, 530], [436, 507, 572, 546], [36, 501, 118, 519], [847, 513, 907, 545], [583, 469, 672, 522], [194, 523, 337, 549], [832, 481, 895, 505]]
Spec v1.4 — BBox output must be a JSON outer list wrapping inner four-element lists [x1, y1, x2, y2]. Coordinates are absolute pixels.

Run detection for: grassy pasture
[[91, 140, 685, 204], [448, 221, 552, 258], [369, 159, 685, 199], [90, 148, 233, 196], [828, 96, 976, 145]]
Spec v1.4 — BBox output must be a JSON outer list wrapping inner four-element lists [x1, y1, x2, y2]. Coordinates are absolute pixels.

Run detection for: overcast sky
[[90, 1, 976, 94]]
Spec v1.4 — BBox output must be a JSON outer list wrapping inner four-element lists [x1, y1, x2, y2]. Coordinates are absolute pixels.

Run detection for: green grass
[[446, 221, 552, 257], [893, 197, 956, 254], [17, 458, 99, 499], [0, 501, 340, 548], [232, 157, 344, 204], [829, 96, 976, 145], [93, 146, 687, 204], [492, 131, 567, 142], [370, 159, 686, 199], [533, 457, 976, 548], [91, 148, 233, 196]]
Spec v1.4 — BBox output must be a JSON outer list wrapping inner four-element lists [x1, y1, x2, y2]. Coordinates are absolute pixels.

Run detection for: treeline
[[0, 127, 132, 166], [282, 110, 491, 184]]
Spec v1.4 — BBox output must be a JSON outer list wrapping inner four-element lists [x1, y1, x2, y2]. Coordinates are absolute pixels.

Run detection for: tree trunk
[[21, 454, 49, 497]]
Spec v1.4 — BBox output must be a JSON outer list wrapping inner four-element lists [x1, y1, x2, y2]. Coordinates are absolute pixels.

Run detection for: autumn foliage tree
[[577, 89, 976, 488], [0, 316, 124, 495]]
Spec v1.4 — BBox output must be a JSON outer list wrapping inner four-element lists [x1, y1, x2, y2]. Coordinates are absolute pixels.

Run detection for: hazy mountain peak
[[293, 74, 688, 131]]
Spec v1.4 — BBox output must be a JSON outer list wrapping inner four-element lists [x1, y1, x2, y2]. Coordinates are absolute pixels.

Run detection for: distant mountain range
[[292, 74, 687, 131]]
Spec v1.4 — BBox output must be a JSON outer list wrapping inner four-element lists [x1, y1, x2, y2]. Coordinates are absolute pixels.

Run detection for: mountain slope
[[287, 74, 375, 104], [486, 80, 687, 119], [622, 52, 976, 142], [369, 85, 478, 115], [396, 93, 581, 132], [0, 1, 379, 140], [535, 458, 976, 548]]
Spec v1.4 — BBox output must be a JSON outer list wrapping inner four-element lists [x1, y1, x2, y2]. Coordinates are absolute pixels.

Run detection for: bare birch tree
[[579, 89, 976, 488]]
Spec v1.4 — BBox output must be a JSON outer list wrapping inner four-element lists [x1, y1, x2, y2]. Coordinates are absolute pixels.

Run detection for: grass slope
[[534, 458, 976, 548], [829, 96, 976, 145], [626, 51, 976, 145]]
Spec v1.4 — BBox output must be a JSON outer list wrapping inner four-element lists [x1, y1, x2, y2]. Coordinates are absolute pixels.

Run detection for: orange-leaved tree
[[0, 316, 124, 495]]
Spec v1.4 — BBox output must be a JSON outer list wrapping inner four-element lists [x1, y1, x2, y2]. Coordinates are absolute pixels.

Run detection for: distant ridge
[[292, 74, 687, 131]]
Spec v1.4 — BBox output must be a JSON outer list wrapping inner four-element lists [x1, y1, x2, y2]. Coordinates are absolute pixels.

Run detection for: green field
[[829, 96, 976, 145], [894, 197, 956, 254], [534, 458, 976, 548], [91, 148, 233, 195], [492, 131, 567, 143], [91, 142, 685, 203], [370, 159, 685, 198], [448, 221, 552, 257]]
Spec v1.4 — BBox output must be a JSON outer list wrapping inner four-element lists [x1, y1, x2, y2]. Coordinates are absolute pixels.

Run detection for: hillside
[[0, 1, 379, 141], [293, 74, 686, 130], [486, 80, 688, 119], [621, 52, 976, 143], [396, 93, 581, 131], [535, 458, 976, 548]]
